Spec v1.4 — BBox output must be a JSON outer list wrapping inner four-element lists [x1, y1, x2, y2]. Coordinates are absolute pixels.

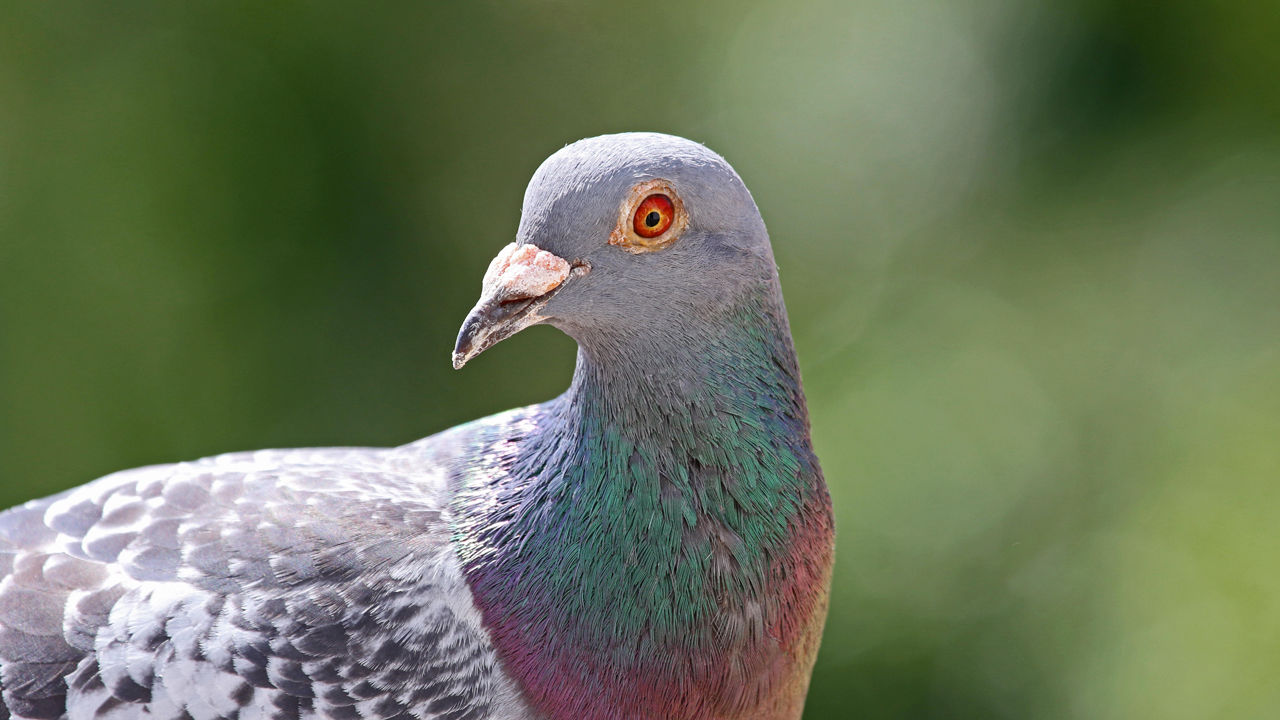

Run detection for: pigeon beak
[[452, 242, 586, 369]]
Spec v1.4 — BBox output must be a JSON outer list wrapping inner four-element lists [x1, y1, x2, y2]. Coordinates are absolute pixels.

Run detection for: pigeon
[[0, 132, 835, 720]]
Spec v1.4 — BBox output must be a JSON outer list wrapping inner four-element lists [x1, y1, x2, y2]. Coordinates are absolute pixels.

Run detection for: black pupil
[[645, 211, 661, 228]]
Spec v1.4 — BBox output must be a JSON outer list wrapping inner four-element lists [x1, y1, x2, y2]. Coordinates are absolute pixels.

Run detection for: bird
[[0, 132, 834, 720]]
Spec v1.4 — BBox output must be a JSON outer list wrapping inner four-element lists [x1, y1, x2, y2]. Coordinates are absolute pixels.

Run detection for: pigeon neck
[[454, 284, 834, 720]]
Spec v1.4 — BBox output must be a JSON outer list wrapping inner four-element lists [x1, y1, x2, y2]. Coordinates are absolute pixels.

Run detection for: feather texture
[[0, 445, 534, 720]]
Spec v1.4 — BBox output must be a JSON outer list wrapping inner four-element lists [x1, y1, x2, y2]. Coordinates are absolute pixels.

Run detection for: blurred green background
[[2, 2, 1277, 718]]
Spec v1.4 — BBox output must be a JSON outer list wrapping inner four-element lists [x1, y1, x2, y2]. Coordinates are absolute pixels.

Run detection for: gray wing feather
[[0, 443, 534, 720]]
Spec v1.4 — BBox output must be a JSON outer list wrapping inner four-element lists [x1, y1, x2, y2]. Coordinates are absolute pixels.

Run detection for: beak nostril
[[482, 243, 571, 303]]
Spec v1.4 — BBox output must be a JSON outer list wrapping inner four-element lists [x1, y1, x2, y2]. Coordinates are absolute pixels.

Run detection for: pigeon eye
[[610, 179, 686, 253], [633, 194, 675, 238]]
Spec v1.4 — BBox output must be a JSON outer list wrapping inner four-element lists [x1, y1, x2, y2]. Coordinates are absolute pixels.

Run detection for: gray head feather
[[518, 133, 778, 338]]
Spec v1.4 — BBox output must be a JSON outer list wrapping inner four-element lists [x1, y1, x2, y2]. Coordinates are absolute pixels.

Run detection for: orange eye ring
[[633, 194, 675, 238], [610, 179, 686, 253]]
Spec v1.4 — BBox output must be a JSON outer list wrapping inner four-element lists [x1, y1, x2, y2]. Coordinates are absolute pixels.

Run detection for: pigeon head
[[453, 132, 777, 369]]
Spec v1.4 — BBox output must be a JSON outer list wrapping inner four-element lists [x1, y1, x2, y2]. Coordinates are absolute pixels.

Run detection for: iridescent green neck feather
[[452, 285, 833, 720]]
